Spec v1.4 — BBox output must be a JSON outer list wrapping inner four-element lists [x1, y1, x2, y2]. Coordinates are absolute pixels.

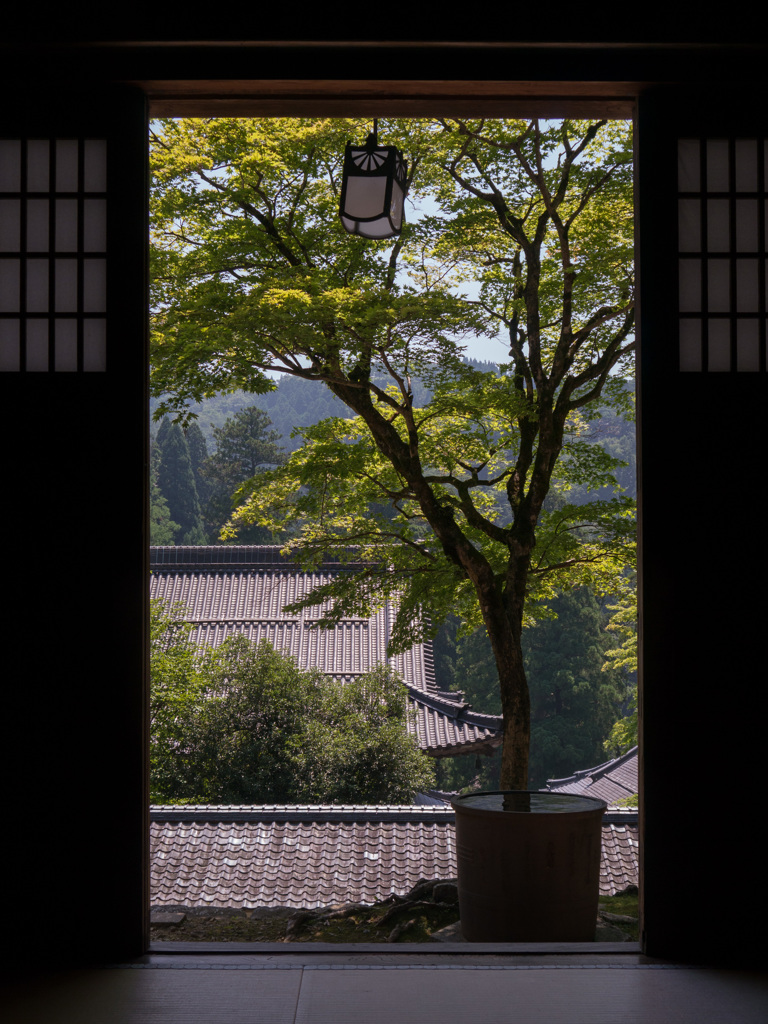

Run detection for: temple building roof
[[150, 546, 503, 758]]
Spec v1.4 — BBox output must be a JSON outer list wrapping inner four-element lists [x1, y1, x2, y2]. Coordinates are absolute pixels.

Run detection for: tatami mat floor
[[3, 956, 767, 1023]]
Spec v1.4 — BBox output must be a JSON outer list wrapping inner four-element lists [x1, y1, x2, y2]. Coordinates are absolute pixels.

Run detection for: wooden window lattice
[[0, 138, 107, 372], [678, 138, 767, 372]]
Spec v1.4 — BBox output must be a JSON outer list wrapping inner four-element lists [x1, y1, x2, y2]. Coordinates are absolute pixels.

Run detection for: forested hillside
[[151, 369, 440, 453]]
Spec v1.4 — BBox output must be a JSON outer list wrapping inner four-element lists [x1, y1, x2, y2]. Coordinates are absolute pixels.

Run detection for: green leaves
[[601, 580, 638, 756], [149, 625, 434, 805]]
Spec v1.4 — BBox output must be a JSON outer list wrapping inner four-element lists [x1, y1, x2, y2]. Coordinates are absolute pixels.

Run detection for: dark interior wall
[[1, 33, 767, 968], [1, 86, 149, 963], [637, 87, 768, 965]]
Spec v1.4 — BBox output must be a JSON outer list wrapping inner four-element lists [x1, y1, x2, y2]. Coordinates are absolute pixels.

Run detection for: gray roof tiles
[[151, 818, 458, 909], [149, 804, 638, 909], [544, 747, 639, 805], [600, 820, 640, 897], [150, 546, 502, 757], [150, 804, 457, 822]]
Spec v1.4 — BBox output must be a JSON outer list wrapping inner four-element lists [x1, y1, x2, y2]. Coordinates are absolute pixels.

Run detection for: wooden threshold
[[147, 940, 644, 957]]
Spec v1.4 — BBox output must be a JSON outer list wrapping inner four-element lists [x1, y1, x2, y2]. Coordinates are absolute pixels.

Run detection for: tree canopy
[[150, 117, 635, 788], [150, 601, 435, 804], [601, 577, 638, 756]]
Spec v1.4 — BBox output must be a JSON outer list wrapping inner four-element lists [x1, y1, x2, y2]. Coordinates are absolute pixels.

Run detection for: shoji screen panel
[[0, 137, 108, 372], [678, 137, 767, 372]]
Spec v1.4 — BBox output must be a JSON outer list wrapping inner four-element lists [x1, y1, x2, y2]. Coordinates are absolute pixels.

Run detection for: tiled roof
[[150, 546, 502, 757], [544, 747, 638, 805], [149, 805, 638, 909], [600, 815, 640, 897]]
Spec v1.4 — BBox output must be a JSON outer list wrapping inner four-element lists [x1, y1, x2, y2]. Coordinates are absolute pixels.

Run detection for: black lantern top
[[339, 121, 408, 239]]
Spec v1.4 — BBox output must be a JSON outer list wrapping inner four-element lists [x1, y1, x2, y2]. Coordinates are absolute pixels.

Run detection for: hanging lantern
[[339, 120, 408, 239]]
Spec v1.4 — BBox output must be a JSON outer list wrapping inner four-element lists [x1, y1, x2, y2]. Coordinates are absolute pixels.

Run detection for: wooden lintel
[[140, 80, 638, 118]]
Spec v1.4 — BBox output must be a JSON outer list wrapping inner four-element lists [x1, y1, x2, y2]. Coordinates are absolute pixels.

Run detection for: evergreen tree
[[149, 428, 179, 544], [185, 421, 211, 507], [149, 469, 179, 545], [154, 418, 206, 544], [200, 407, 285, 543], [526, 588, 627, 788]]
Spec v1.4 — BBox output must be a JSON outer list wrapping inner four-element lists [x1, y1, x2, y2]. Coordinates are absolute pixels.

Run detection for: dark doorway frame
[[3, 36, 767, 970]]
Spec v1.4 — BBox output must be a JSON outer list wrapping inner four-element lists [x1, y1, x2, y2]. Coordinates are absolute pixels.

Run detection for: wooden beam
[[141, 80, 637, 118]]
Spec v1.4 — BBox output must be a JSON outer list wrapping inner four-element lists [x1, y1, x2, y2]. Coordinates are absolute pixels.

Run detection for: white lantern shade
[[339, 140, 407, 239]]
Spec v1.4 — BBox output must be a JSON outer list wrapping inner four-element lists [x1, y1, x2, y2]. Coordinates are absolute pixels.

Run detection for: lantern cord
[[365, 119, 379, 152]]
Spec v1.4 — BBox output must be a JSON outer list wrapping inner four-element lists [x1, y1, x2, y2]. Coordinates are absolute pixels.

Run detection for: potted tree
[[150, 115, 636, 941]]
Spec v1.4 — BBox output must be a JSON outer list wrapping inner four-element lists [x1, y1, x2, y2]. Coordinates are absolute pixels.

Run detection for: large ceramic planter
[[450, 791, 607, 942]]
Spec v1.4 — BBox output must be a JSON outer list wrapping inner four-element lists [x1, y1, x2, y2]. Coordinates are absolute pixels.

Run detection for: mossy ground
[[151, 900, 461, 944], [152, 889, 638, 944], [598, 891, 640, 940]]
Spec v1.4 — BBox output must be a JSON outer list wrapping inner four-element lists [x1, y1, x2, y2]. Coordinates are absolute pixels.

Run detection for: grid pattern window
[[678, 138, 767, 372], [0, 138, 107, 372]]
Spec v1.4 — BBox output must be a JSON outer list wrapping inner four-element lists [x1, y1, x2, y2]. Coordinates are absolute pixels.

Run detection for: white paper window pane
[[707, 140, 729, 192], [55, 199, 79, 251], [83, 259, 106, 312], [707, 199, 730, 251], [54, 259, 77, 312], [0, 259, 20, 311], [26, 320, 49, 371], [707, 260, 730, 312], [27, 259, 49, 312], [678, 140, 700, 191], [0, 200, 20, 251], [83, 141, 107, 192], [0, 320, 20, 370], [736, 320, 760, 371], [734, 140, 758, 192], [84, 319, 106, 371], [26, 140, 49, 191], [736, 259, 759, 312], [708, 320, 731, 371], [678, 199, 701, 252], [83, 199, 106, 251], [56, 140, 78, 192], [0, 140, 21, 191], [679, 319, 702, 371], [679, 260, 701, 311], [342, 177, 387, 219], [27, 199, 50, 251], [735, 200, 758, 251], [54, 319, 78, 371]]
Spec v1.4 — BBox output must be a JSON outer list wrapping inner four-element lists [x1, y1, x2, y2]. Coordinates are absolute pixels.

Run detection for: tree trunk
[[323, 376, 537, 790], [494, 631, 531, 791], [479, 588, 531, 791]]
